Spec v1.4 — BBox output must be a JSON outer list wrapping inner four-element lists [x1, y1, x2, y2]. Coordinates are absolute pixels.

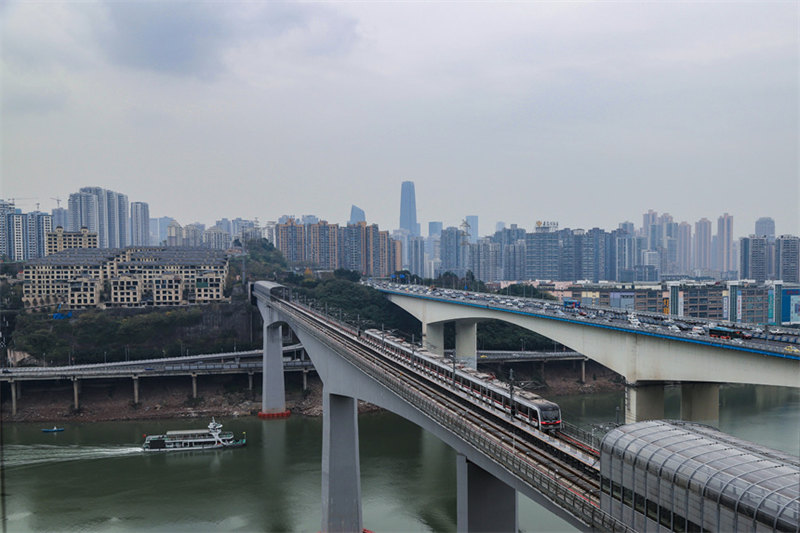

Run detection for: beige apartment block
[[46, 227, 98, 256], [109, 275, 142, 307], [152, 275, 185, 306], [195, 271, 224, 303], [68, 277, 100, 309]]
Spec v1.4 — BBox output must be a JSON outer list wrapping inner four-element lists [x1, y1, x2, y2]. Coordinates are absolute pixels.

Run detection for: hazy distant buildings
[[399, 181, 420, 236], [694, 218, 712, 271], [51, 207, 68, 230], [67, 187, 129, 249], [716, 213, 734, 274], [349, 205, 366, 225], [465, 215, 479, 244], [755, 217, 776, 240], [130, 202, 150, 246], [775, 235, 799, 283], [740, 235, 768, 282]]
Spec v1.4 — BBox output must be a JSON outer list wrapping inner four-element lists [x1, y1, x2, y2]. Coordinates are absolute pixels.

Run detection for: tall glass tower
[[399, 181, 419, 236]]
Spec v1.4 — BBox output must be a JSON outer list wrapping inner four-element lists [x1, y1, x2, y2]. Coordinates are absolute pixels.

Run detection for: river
[[2, 384, 798, 532]]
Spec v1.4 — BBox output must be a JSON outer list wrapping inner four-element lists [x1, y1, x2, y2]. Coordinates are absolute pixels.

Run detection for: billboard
[[783, 288, 800, 324]]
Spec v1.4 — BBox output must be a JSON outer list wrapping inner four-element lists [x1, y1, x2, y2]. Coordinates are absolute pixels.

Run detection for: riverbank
[[1, 362, 622, 423]]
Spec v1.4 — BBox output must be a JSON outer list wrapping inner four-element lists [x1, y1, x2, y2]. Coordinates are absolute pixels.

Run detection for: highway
[[365, 281, 800, 358]]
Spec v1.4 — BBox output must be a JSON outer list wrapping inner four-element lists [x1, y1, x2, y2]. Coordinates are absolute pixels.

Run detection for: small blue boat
[[41, 426, 64, 433]]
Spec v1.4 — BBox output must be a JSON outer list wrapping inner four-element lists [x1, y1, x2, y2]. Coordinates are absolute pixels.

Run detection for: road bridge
[[0, 348, 313, 415], [368, 282, 800, 424]]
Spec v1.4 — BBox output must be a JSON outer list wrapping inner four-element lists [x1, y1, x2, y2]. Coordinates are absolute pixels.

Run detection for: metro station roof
[[601, 420, 800, 530]]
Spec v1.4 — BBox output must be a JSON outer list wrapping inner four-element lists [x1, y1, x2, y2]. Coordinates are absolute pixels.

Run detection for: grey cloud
[[95, 2, 358, 78], [98, 3, 233, 78]]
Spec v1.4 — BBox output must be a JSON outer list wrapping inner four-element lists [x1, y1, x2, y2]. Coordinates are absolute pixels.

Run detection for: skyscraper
[[130, 202, 150, 246], [754, 217, 775, 240], [775, 235, 799, 283], [717, 213, 734, 273], [72, 187, 129, 248], [348, 205, 366, 225], [694, 218, 712, 271], [399, 181, 419, 236], [465, 215, 479, 244], [740, 235, 768, 282]]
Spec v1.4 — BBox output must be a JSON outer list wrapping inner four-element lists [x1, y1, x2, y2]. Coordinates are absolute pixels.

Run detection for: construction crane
[[51, 196, 63, 208]]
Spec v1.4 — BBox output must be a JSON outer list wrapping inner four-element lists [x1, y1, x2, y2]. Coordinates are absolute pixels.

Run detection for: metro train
[[361, 329, 563, 431]]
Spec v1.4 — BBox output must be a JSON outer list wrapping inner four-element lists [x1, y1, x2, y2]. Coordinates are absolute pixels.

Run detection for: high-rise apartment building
[[465, 215, 479, 244], [677, 222, 692, 273], [51, 207, 68, 230], [694, 218, 712, 271], [71, 187, 129, 248], [740, 235, 768, 282], [399, 181, 420, 236], [407, 236, 425, 278], [275, 218, 306, 263], [68, 192, 99, 234], [716, 213, 734, 274], [5, 211, 52, 261], [307, 221, 339, 270], [754, 217, 776, 240], [525, 224, 560, 280], [130, 202, 150, 246], [775, 235, 799, 283], [0, 200, 16, 259]]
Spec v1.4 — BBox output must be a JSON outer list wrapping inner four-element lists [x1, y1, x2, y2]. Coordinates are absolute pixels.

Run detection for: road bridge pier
[[454, 319, 478, 368], [422, 321, 444, 355], [72, 378, 80, 410], [133, 376, 139, 404], [625, 381, 720, 425], [10, 379, 17, 416]]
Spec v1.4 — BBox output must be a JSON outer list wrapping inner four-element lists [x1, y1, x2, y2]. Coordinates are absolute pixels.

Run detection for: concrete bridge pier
[[261, 319, 288, 416], [625, 382, 664, 424], [456, 454, 517, 532], [133, 376, 139, 404], [680, 382, 719, 425], [422, 321, 445, 355], [454, 319, 478, 369], [10, 380, 17, 416], [72, 378, 80, 410], [191, 374, 198, 399], [321, 391, 362, 533]]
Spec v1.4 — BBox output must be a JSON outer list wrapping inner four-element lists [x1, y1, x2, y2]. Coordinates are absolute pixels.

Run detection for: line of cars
[[368, 281, 800, 354]]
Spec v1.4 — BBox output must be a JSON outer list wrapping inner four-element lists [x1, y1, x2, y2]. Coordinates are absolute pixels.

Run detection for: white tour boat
[[142, 418, 246, 452]]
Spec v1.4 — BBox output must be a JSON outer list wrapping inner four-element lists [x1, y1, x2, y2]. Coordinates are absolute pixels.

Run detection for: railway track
[[276, 297, 602, 507]]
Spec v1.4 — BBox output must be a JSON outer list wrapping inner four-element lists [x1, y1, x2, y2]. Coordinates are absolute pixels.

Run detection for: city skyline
[[3, 3, 797, 237]]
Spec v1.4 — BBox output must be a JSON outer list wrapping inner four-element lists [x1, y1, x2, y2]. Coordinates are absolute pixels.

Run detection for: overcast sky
[[2, 1, 798, 238]]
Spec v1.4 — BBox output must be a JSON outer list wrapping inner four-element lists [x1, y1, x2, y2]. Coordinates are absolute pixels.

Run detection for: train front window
[[541, 408, 560, 421]]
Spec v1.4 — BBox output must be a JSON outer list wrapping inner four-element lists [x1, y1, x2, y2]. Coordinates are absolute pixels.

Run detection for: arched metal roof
[[601, 420, 800, 531]]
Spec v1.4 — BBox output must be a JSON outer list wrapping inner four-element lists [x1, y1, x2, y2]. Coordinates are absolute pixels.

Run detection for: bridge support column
[[456, 454, 517, 533], [133, 377, 139, 404], [72, 378, 80, 410], [302, 368, 308, 392], [625, 382, 664, 424], [260, 322, 288, 416], [454, 320, 478, 369], [10, 380, 17, 416], [422, 321, 445, 355], [580, 359, 586, 384], [247, 372, 253, 391], [321, 391, 362, 533], [191, 374, 197, 399], [15, 380, 21, 399], [680, 383, 719, 425]]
